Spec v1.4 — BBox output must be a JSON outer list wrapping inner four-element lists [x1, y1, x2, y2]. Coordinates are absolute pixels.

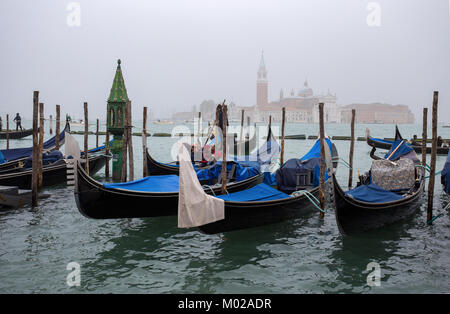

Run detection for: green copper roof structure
[[108, 59, 129, 103]]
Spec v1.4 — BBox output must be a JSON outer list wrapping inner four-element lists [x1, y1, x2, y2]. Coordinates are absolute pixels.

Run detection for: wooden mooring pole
[[280, 107, 286, 165], [348, 109, 355, 188], [38, 103, 44, 188], [142, 107, 148, 177], [49, 115, 53, 134], [221, 102, 228, 195], [96, 118, 99, 148], [422, 108, 428, 168], [427, 92, 438, 224], [6, 114, 9, 150], [197, 111, 201, 137], [318, 103, 326, 219], [55, 105, 60, 150], [32, 91, 39, 206], [127, 101, 134, 181], [84, 102, 89, 175]]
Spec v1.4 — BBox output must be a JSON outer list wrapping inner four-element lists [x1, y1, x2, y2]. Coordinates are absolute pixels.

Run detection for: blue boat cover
[[441, 151, 450, 194], [23, 150, 64, 169], [0, 150, 4, 164], [275, 138, 331, 192], [196, 161, 260, 184], [0, 127, 66, 162], [301, 138, 333, 162], [384, 140, 413, 161], [345, 183, 404, 203], [215, 183, 290, 202], [371, 137, 394, 145], [104, 175, 180, 193]]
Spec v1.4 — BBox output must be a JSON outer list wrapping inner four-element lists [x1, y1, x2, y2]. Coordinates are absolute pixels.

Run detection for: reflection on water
[[0, 123, 449, 293]]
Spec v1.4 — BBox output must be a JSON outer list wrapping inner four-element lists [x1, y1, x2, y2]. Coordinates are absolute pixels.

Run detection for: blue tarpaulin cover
[[371, 137, 394, 145], [0, 128, 66, 162], [104, 175, 180, 192], [0, 150, 4, 164], [384, 140, 413, 161], [24, 150, 64, 168], [215, 183, 290, 202], [345, 183, 404, 203], [441, 151, 450, 194], [196, 161, 260, 184], [275, 138, 331, 192]]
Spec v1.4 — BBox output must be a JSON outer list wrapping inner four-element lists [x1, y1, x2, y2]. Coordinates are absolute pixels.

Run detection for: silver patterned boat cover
[[371, 158, 415, 191]]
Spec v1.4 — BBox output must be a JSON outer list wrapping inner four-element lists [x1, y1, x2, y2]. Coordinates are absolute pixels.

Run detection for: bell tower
[[107, 59, 129, 182], [256, 51, 268, 107]]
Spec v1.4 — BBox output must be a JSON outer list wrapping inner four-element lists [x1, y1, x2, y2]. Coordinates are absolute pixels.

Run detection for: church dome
[[298, 79, 313, 97]]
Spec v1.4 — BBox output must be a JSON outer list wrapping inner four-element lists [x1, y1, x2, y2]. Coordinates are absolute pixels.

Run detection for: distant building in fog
[[171, 53, 415, 125], [228, 52, 341, 123], [341, 103, 415, 124]]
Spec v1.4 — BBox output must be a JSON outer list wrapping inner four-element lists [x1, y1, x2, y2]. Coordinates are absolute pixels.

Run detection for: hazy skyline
[[0, 0, 449, 121]]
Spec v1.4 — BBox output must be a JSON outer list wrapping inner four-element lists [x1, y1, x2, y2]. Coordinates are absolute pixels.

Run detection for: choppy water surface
[[0, 121, 449, 293]]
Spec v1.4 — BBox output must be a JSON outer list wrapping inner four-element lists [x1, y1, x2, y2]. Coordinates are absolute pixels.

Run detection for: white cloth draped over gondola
[[178, 144, 224, 228]]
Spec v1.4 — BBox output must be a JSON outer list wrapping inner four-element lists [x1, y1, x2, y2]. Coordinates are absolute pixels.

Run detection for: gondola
[[441, 151, 450, 195], [0, 144, 107, 189], [366, 126, 449, 155], [0, 128, 33, 139], [146, 128, 270, 176], [196, 138, 339, 234], [0, 122, 70, 171], [74, 160, 264, 219], [333, 141, 425, 236]]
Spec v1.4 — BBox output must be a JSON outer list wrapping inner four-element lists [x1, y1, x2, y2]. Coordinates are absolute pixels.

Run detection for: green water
[[0, 121, 449, 293]]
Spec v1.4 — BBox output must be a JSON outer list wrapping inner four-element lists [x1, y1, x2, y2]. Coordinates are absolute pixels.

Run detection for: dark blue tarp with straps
[[275, 138, 332, 193], [215, 183, 290, 202], [441, 151, 450, 195], [0, 125, 67, 162], [345, 183, 404, 203]]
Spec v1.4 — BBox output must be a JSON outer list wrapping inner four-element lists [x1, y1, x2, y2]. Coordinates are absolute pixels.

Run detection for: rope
[[426, 202, 450, 225], [332, 157, 352, 169], [291, 190, 326, 213], [425, 170, 441, 179], [202, 185, 216, 196]]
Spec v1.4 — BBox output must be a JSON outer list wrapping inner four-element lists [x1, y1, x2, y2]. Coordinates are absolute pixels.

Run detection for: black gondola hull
[[198, 185, 324, 234], [0, 154, 106, 189], [332, 174, 424, 236], [0, 128, 33, 139], [74, 164, 264, 219]]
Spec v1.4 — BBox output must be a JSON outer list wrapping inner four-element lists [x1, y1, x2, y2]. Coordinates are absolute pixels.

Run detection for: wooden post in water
[[142, 107, 148, 177], [280, 107, 286, 166], [197, 112, 201, 137], [84, 102, 89, 175], [38, 103, 44, 188], [422, 108, 428, 168], [6, 114, 9, 150], [348, 109, 356, 188], [127, 101, 134, 181], [221, 102, 228, 194], [55, 105, 60, 150], [49, 115, 53, 134], [247, 116, 250, 138], [32, 91, 39, 206], [96, 118, 99, 148], [427, 92, 438, 224], [318, 103, 326, 219]]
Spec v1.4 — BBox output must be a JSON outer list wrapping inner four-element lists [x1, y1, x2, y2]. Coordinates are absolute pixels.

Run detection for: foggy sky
[[0, 0, 449, 121]]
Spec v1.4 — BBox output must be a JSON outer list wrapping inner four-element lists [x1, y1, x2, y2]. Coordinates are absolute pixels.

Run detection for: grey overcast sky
[[0, 0, 449, 121]]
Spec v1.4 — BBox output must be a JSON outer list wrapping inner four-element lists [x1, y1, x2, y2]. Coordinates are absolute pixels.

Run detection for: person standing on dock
[[13, 113, 23, 131], [410, 135, 419, 146]]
